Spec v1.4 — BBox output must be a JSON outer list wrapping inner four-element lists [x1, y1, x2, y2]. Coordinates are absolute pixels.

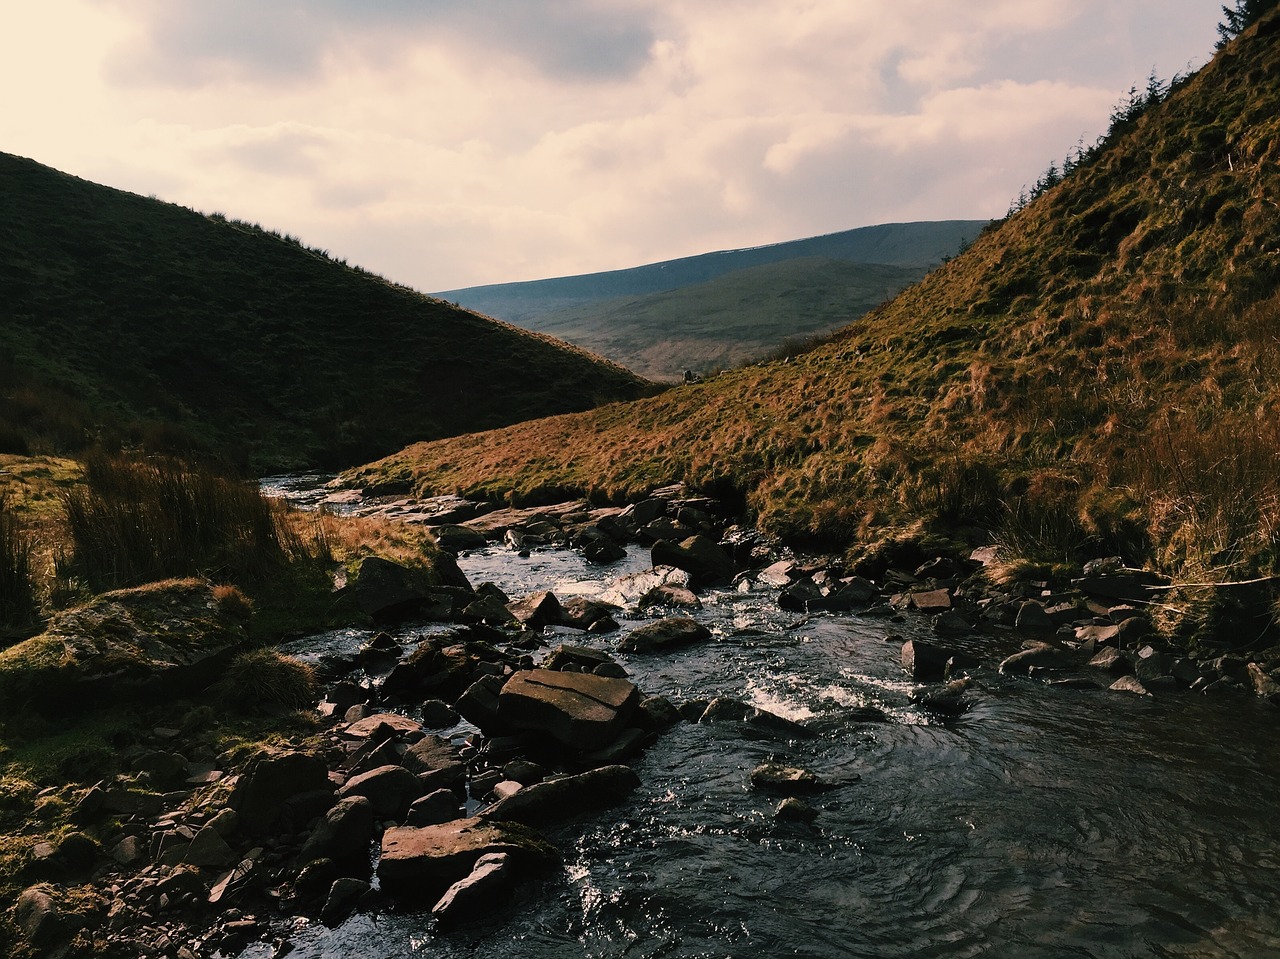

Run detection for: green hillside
[[0, 153, 653, 471], [349, 8, 1280, 580], [524, 257, 927, 381]]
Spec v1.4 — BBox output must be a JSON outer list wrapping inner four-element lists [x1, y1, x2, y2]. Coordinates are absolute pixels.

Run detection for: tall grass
[[62, 454, 289, 591], [0, 495, 38, 632]]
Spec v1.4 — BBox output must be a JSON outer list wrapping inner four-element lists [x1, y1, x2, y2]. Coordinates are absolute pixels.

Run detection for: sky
[[3, 1, 1224, 292]]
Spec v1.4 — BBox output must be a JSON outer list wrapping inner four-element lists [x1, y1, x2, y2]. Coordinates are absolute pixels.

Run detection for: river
[[246, 485, 1280, 958]]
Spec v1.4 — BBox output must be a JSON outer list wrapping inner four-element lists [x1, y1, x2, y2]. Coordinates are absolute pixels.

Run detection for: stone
[[999, 643, 1074, 674], [1015, 600, 1056, 632], [900, 639, 979, 682], [342, 712, 423, 741], [558, 599, 623, 632], [321, 877, 371, 926], [778, 578, 827, 612], [581, 535, 627, 565], [462, 594, 519, 626], [1246, 663, 1280, 701], [230, 750, 334, 834], [543, 644, 618, 673], [1109, 676, 1151, 696], [14, 885, 81, 948], [377, 817, 558, 897], [617, 616, 712, 654], [429, 524, 489, 555], [1075, 623, 1121, 645], [1087, 646, 1133, 676], [750, 763, 824, 795], [775, 797, 819, 823], [299, 796, 376, 867], [507, 591, 563, 631], [406, 788, 464, 827], [483, 765, 642, 827], [638, 584, 703, 610], [183, 824, 238, 869], [497, 669, 640, 750], [431, 852, 514, 928], [454, 675, 507, 733], [1133, 646, 1172, 685], [347, 556, 434, 623], [909, 588, 952, 613], [338, 765, 422, 821], [420, 699, 461, 728], [651, 535, 735, 587], [757, 560, 797, 588], [697, 697, 813, 737], [932, 611, 972, 636], [827, 576, 878, 608], [910, 678, 974, 715], [400, 734, 466, 796]]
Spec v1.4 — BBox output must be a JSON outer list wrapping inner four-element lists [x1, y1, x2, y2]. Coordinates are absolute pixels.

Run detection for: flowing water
[[244, 524, 1280, 958]]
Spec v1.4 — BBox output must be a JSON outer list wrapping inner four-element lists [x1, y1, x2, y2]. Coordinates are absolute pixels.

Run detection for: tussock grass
[[0, 496, 36, 636], [212, 649, 317, 714]]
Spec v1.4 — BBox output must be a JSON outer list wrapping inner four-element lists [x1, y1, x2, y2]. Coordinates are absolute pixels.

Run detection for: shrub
[[62, 454, 288, 591], [211, 649, 317, 713], [0, 495, 38, 634]]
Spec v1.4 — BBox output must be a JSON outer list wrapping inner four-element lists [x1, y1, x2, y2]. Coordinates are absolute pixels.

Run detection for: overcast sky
[[4, 1, 1222, 291]]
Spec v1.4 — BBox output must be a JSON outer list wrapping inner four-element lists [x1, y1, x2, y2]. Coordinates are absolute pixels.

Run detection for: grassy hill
[[438, 220, 984, 319], [348, 8, 1280, 580], [521, 257, 928, 380], [0, 153, 653, 472]]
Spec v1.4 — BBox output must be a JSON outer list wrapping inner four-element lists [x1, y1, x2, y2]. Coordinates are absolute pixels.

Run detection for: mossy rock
[[0, 578, 252, 715]]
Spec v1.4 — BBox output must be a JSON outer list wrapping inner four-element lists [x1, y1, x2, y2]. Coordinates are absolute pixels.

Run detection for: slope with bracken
[[0, 153, 654, 471], [349, 9, 1280, 580]]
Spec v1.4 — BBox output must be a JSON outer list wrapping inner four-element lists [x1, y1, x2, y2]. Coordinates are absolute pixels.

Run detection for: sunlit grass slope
[[350, 11, 1280, 576]]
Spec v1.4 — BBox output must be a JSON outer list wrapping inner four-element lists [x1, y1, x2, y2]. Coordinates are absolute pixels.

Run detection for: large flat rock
[[377, 817, 557, 897], [498, 669, 640, 750]]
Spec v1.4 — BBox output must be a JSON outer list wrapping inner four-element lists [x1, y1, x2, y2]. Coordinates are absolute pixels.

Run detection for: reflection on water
[[242, 541, 1280, 959]]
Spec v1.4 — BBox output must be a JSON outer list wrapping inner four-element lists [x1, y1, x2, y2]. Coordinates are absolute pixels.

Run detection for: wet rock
[[347, 557, 434, 624], [377, 817, 558, 897], [461, 594, 519, 626], [909, 588, 952, 613], [618, 616, 712, 654], [750, 763, 825, 795], [338, 764, 422, 821], [651, 535, 735, 587], [910, 678, 974, 715], [421, 699, 461, 729], [900, 639, 979, 682], [484, 765, 642, 827], [543, 644, 619, 673], [1108, 676, 1151, 696], [401, 735, 467, 794], [638, 583, 704, 610], [497, 669, 640, 751], [778, 578, 826, 612], [507, 591, 563, 631], [321, 877, 372, 925], [774, 797, 819, 823], [299, 796, 376, 868], [636, 695, 682, 730], [580, 535, 627, 565], [757, 560, 798, 587], [1132, 646, 1172, 685], [230, 751, 334, 834], [999, 643, 1074, 675], [406, 789, 464, 827], [429, 525, 489, 555], [932, 611, 972, 636], [1087, 646, 1133, 676], [698, 697, 812, 737], [558, 599, 622, 632], [454, 675, 507, 733]]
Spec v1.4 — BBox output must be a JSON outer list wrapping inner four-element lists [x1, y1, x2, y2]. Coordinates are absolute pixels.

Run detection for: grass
[[343, 9, 1280, 588], [0, 151, 653, 472]]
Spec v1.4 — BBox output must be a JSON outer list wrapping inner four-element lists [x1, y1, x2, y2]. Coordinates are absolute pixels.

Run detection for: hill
[[348, 8, 1280, 581], [519, 257, 929, 381], [0, 153, 653, 471], [436, 221, 983, 354]]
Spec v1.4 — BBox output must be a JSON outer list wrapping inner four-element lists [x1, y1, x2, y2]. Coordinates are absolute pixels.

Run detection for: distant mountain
[[436, 221, 986, 377], [0, 153, 653, 471]]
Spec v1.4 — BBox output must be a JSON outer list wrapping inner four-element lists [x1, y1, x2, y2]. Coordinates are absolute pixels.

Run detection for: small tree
[[1217, 0, 1279, 48]]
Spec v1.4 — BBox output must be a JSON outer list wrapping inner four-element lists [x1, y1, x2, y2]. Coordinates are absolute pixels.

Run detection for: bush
[[62, 454, 288, 591], [211, 649, 317, 713], [0, 495, 38, 634]]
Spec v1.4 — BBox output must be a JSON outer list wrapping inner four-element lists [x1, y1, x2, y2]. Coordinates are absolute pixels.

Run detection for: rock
[[377, 817, 558, 897], [1015, 601, 1056, 633], [484, 765, 642, 827], [300, 796, 376, 868], [406, 789, 464, 827], [429, 524, 489, 555], [638, 584, 703, 610], [338, 765, 423, 821], [14, 885, 82, 949], [558, 599, 622, 632], [321, 877, 372, 925], [774, 797, 819, 823], [757, 560, 797, 588], [507, 591, 563, 631], [462, 594, 519, 626], [827, 576, 878, 608], [347, 556, 435, 624], [1247, 662, 1280, 701], [581, 535, 627, 565], [183, 823, 238, 869], [750, 763, 825, 795], [900, 639, 979, 682], [1075, 623, 1121, 646], [932, 611, 972, 636], [618, 617, 712, 654], [497, 669, 640, 751], [910, 677, 974, 715], [697, 697, 812, 737], [421, 699, 461, 729], [1108, 676, 1151, 696], [1087, 646, 1133, 676], [543, 644, 619, 673], [999, 643, 1074, 675], [112, 835, 146, 866], [431, 852, 515, 928], [778, 578, 826, 613], [342, 712, 423, 741], [651, 535, 735, 587], [230, 750, 334, 834], [909, 588, 953, 613], [1132, 646, 1172, 685], [454, 675, 507, 733], [636, 695, 683, 730], [401, 735, 467, 794]]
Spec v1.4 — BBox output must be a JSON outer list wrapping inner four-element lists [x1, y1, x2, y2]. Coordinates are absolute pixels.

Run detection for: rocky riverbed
[[14, 481, 1280, 958]]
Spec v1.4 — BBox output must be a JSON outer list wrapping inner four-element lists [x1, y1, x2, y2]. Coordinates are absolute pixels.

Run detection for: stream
[[246, 483, 1280, 958]]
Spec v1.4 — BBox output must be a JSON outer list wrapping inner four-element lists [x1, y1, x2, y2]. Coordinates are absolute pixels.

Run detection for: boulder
[[507, 591, 563, 631], [377, 817, 558, 897], [321, 877, 371, 926], [13, 885, 82, 949], [778, 578, 826, 613], [558, 599, 622, 632], [910, 678, 974, 715], [421, 699, 461, 729], [1015, 601, 1056, 633], [183, 823, 238, 869], [775, 797, 819, 823], [338, 765, 423, 821], [400, 735, 467, 794], [497, 669, 640, 750], [299, 796, 376, 868], [750, 763, 825, 795], [618, 617, 712, 654], [406, 789, 464, 827], [429, 525, 489, 555], [461, 594, 519, 627], [900, 639, 979, 682], [483, 765, 642, 827], [230, 750, 334, 834], [432, 852, 515, 928], [454, 675, 507, 733], [651, 535, 735, 587], [999, 643, 1075, 675], [346, 556, 434, 624], [1087, 646, 1133, 676], [909, 589, 953, 614], [757, 560, 797, 588]]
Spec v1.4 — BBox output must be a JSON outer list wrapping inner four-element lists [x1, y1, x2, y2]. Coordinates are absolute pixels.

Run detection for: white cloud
[[3, 0, 1224, 290]]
